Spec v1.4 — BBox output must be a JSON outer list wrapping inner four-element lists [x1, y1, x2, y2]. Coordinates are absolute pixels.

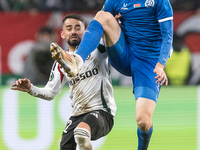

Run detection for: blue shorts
[[106, 31, 161, 102]]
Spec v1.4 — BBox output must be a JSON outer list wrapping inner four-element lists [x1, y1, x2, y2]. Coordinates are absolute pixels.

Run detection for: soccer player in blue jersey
[[60, 0, 173, 149]]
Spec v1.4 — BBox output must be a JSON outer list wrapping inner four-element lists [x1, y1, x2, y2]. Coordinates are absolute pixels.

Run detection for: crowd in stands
[[1, 0, 200, 86], [0, 0, 105, 12], [170, 0, 200, 11], [0, 0, 200, 12]]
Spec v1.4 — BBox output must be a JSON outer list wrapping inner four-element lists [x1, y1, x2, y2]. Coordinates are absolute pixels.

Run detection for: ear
[[61, 31, 65, 39]]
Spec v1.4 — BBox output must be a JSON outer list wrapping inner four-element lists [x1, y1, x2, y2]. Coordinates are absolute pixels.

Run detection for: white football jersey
[[45, 44, 117, 116]]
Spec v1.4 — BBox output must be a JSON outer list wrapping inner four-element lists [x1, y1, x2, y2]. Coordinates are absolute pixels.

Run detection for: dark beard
[[67, 36, 81, 47]]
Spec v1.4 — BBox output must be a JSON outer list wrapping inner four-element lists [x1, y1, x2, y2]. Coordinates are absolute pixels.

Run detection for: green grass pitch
[[0, 86, 198, 150]]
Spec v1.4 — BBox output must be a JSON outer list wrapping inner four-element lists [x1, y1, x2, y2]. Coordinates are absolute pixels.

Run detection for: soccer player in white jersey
[[11, 14, 117, 150], [56, 0, 174, 149]]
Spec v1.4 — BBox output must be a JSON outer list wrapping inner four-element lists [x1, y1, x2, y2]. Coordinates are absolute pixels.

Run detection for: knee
[[74, 127, 91, 148], [136, 115, 152, 132], [95, 11, 113, 20], [75, 135, 88, 147], [94, 11, 114, 25]]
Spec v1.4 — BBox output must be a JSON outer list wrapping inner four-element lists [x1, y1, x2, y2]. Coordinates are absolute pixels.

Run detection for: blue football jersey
[[103, 0, 173, 61]]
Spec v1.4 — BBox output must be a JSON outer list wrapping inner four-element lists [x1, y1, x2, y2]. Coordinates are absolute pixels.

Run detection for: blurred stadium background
[[0, 0, 200, 149]]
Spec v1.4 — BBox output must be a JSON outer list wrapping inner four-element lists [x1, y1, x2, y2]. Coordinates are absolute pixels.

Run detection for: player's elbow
[[48, 93, 56, 101], [47, 96, 55, 101]]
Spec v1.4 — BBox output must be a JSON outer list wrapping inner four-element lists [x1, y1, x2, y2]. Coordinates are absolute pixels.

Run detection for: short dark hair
[[62, 14, 84, 26], [39, 26, 54, 35]]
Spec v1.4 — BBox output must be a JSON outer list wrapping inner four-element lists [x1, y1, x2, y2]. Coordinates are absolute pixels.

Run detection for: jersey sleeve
[[156, 0, 173, 21], [45, 62, 68, 93], [156, 0, 173, 66], [158, 20, 173, 66]]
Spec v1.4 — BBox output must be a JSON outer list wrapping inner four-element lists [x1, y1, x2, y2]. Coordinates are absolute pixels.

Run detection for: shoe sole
[[50, 42, 75, 77]]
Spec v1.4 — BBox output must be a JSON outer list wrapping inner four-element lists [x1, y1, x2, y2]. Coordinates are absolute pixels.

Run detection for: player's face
[[61, 18, 85, 47]]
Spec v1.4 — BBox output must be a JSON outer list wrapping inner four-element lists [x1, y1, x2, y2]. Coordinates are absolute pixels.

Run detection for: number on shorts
[[63, 120, 72, 133]]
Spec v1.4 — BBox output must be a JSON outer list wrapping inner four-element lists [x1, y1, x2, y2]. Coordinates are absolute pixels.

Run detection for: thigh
[[131, 55, 160, 102], [106, 30, 132, 76], [135, 97, 156, 120], [82, 110, 114, 140], [94, 11, 121, 48]]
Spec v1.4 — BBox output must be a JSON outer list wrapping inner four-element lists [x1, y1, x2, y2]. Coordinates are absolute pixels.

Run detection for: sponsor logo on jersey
[[145, 0, 155, 7], [48, 83, 54, 88], [134, 3, 141, 8], [68, 68, 99, 86], [121, 3, 128, 10]]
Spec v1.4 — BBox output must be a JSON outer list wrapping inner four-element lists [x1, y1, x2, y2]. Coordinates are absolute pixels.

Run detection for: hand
[[154, 63, 168, 86], [115, 13, 121, 20], [115, 13, 121, 24], [11, 78, 31, 92]]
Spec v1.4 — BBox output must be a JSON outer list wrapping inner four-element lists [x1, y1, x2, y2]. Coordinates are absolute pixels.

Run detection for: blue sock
[[137, 126, 153, 150], [76, 19, 104, 61]]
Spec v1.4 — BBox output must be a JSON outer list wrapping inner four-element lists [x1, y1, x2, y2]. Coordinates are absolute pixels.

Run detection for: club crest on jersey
[[145, 0, 155, 7], [49, 71, 54, 81]]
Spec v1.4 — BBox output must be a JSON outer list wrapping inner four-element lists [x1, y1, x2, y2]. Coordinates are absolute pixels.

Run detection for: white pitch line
[[198, 86, 200, 150]]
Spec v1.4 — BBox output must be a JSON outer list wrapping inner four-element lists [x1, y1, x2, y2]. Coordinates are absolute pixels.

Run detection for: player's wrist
[[156, 62, 164, 69], [27, 84, 33, 94]]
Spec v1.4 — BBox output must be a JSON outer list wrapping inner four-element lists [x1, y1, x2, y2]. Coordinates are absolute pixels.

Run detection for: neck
[[68, 45, 78, 53]]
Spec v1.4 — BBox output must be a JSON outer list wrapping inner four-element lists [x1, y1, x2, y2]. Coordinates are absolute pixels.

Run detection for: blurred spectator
[[23, 26, 57, 85], [61, 0, 74, 11], [170, 0, 200, 11], [0, 0, 106, 12], [174, 8, 200, 84], [164, 34, 191, 85], [82, 0, 105, 10], [34, 0, 63, 11], [0, 0, 38, 11], [176, 8, 200, 36]]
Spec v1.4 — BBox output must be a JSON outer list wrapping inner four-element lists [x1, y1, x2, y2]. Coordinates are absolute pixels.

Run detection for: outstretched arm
[[11, 78, 57, 100]]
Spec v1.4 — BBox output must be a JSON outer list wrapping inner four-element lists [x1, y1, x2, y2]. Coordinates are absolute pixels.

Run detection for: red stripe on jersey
[[58, 65, 64, 83]]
